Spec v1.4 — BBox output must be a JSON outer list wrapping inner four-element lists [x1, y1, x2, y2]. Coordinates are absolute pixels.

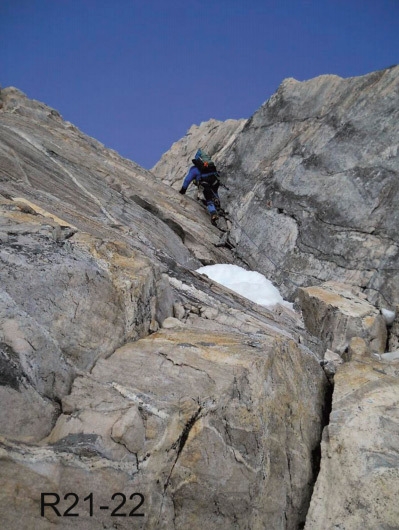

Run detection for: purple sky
[[2, 0, 398, 169]]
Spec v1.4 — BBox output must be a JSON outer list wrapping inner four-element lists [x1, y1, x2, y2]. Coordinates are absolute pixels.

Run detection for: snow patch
[[381, 308, 396, 325], [374, 350, 399, 362], [196, 264, 293, 309]]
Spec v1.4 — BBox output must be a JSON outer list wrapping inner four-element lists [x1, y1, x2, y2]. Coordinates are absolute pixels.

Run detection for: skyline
[[2, 0, 399, 169]]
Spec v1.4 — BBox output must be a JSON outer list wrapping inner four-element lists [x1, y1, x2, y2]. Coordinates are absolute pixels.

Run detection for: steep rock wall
[[149, 67, 399, 529], [0, 87, 235, 269], [218, 66, 399, 308], [152, 67, 399, 308], [0, 86, 329, 529], [0, 195, 172, 441], [305, 352, 399, 530]]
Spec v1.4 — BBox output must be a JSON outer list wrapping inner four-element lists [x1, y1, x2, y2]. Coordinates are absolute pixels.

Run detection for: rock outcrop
[[298, 281, 388, 356], [156, 67, 399, 309], [0, 85, 329, 529], [151, 118, 246, 191], [0, 87, 236, 269], [20, 321, 324, 530], [0, 202, 327, 528], [1, 66, 399, 529], [305, 351, 399, 530]]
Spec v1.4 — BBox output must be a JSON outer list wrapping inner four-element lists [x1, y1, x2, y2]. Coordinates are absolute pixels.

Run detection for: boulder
[[305, 353, 399, 529], [2, 324, 328, 530], [321, 349, 344, 381], [298, 281, 387, 355]]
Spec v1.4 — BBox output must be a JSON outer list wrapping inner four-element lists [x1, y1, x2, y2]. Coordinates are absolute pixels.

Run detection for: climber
[[179, 149, 221, 224]]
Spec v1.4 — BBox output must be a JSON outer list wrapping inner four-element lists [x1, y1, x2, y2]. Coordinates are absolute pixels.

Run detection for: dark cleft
[[0, 342, 23, 391]]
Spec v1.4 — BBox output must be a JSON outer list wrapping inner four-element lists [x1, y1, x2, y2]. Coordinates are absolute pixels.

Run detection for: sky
[[2, 1, 398, 169]]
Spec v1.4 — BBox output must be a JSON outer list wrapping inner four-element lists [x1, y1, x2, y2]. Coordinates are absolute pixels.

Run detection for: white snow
[[381, 308, 396, 325], [380, 350, 399, 361], [196, 264, 293, 309], [374, 351, 399, 362]]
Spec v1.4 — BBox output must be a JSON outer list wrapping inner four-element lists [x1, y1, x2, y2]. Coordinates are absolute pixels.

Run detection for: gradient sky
[[2, 0, 398, 169]]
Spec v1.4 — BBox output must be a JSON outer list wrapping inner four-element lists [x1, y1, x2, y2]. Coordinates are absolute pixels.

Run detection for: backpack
[[192, 149, 218, 175]]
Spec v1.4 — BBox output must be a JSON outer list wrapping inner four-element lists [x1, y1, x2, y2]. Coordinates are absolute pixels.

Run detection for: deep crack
[[163, 406, 203, 493], [302, 378, 334, 527]]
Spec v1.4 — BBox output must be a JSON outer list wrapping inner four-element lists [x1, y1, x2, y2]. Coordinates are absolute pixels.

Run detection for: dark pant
[[201, 176, 220, 215]]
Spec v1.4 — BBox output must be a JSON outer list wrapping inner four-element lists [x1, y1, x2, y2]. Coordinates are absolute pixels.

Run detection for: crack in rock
[[158, 351, 216, 384], [163, 406, 203, 493]]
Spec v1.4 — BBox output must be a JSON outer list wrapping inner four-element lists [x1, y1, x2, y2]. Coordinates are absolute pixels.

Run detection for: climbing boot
[[211, 213, 219, 225]]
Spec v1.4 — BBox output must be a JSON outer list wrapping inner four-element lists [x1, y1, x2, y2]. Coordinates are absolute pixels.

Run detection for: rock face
[[0, 87, 236, 269], [0, 206, 327, 528], [388, 306, 399, 351], [151, 118, 247, 191], [36, 324, 325, 530], [1, 67, 399, 529], [163, 67, 399, 308], [0, 195, 173, 441], [0, 86, 329, 529], [298, 281, 388, 355], [305, 352, 399, 530]]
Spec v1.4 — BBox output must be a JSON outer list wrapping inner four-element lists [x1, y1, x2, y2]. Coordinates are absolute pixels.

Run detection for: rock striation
[[298, 281, 387, 356], [305, 351, 399, 530], [223, 67, 399, 308], [1, 85, 327, 529], [1, 67, 399, 529], [154, 67, 399, 309], [151, 66, 399, 530]]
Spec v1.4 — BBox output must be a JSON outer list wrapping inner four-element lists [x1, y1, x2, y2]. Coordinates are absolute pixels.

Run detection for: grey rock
[[161, 316, 184, 328], [0, 85, 327, 529], [298, 281, 387, 355], [152, 118, 247, 191], [0, 199, 169, 371], [3, 320, 327, 530], [197, 67, 399, 307], [305, 353, 399, 530], [322, 349, 344, 381], [173, 301, 186, 320], [388, 305, 399, 351], [0, 289, 71, 441], [1, 68, 398, 528], [0, 87, 236, 271], [0, 194, 175, 445]]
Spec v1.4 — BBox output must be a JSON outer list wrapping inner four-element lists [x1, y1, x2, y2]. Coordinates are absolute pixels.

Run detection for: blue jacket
[[181, 166, 201, 192], [181, 166, 216, 192]]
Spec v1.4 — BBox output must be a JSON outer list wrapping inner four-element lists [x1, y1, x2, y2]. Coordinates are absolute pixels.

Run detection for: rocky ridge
[[154, 67, 399, 311], [1, 67, 399, 529]]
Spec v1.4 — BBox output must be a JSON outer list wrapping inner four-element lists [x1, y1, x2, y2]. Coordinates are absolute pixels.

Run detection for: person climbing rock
[[179, 149, 221, 224]]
